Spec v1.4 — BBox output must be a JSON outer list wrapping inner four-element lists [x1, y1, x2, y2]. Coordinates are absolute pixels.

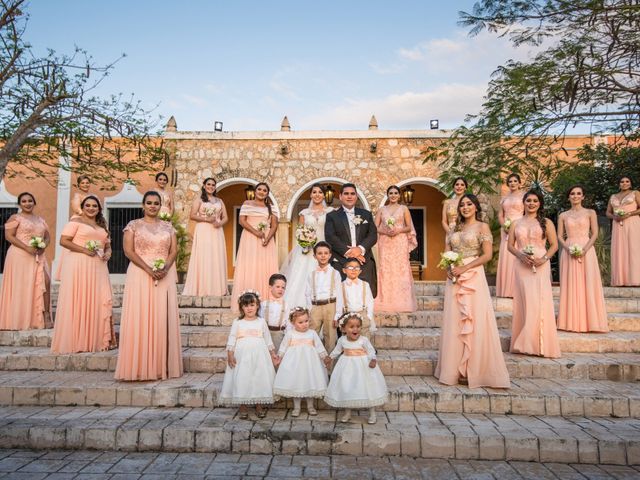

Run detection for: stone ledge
[[0, 405, 637, 464]]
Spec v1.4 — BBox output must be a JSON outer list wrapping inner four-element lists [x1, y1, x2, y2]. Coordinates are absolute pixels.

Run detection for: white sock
[[293, 398, 301, 410]]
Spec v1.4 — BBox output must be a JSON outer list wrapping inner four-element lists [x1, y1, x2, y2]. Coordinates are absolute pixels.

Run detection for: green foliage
[[594, 223, 612, 286], [170, 213, 190, 273], [545, 144, 640, 216], [428, 0, 640, 194], [484, 206, 502, 275]]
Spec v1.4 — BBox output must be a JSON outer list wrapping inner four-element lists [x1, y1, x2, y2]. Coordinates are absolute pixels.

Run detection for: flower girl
[[219, 291, 279, 419], [325, 312, 388, 424], [273, 307, 331, 417]]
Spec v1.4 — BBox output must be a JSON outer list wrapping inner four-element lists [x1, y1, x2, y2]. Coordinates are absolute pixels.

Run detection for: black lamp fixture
[[323, 185, 335, 206], [429, 119, 439, 130], [244, 185, 255, 200], [214, 121, 223, 132], [402, 185, 415, 205]]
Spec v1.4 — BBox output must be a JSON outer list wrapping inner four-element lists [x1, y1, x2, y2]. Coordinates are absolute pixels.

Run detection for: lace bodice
[[562, 211, 591, 244], [449, 227, 493, 258], [379, 205, 408, 227], [501, 193, 525, 220], [444, 198, 459, 227], [61, 221, 109, 248], [198, 198, 224, 219], [123, 219, 174, 262], [5, 214, 49, 245], [611, 192, 638, 213], [513, 219, 546, 254], [156, 189, 173, 214], [299, 207, 333, 241]]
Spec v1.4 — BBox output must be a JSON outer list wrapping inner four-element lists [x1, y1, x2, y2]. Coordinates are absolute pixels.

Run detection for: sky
[[25, 0, 539, 132]]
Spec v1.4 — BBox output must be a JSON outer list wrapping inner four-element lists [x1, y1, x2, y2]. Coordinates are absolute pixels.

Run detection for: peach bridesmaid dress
[[435, 228, 510, 388], [610, 193, 640, 286], [51, 222, 113, 353], [183, 198, 228, 296], [230, 203, 278, 312], [115, 219, 183, 381], [375, 205, 417, 313], [510, 220, 561, 358], [54, 192, 89, 282], [495, 193, 524, 297], [156, 189, 173, 216], [557, 212, 608, 332], [0, 214, 50, 330]]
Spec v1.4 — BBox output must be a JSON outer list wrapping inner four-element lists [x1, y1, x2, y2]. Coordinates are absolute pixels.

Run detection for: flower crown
[[288, 306, 309, 321], [238, 289, 260, 299], [338, 311, 364, 328]]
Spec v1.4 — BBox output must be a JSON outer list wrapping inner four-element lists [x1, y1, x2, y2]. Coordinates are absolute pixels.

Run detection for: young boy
[[259, 273, 290, 350], [305, 241, 343, 353], [334, 257, 376, 338]]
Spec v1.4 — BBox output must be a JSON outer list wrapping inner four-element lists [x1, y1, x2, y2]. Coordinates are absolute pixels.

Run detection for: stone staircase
[[0, 282, 638, 465]]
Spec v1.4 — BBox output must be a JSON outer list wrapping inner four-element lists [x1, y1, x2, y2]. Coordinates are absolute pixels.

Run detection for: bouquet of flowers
[[523, 245, 537, 273], [151, 258, 166, 286], [204, 207, 217, 217], [569, 244, 583, 263], [295, 224, 317, 254], [85, 240, 103, 259], [502, 218, 512, 233], [159, 212, 172, 222], [437, 251, 463, 283], [29, 236, 46, 249], [257, 222, 268, 232], [386, 217, 396, 229], [614, 209, 626, 226]]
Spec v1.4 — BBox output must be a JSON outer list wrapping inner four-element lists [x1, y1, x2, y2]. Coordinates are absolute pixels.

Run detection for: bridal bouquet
[[502, 218, 512, 233], [296, 224, 317, 254], [614, 209, 626, 226], [437, 251, 463, 283], [29, 236, 46, 249], [85, 240, 103, 259], [523, 245, 537, 273], [151, 258, 166, 286], [569, 244, 583, 263], [159, 212, 172, 222]]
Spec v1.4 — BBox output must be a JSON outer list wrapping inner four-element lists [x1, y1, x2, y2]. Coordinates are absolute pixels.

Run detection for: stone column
[[52, 153, 71, 279]]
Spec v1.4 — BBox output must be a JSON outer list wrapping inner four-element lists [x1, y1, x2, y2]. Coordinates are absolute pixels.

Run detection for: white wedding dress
[[280, 206, 334, 307]]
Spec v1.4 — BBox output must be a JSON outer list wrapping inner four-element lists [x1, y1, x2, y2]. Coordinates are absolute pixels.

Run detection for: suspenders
[[341, 281, 366, 315], [265, 301, 285, 328], [312, 269, 335, 303]]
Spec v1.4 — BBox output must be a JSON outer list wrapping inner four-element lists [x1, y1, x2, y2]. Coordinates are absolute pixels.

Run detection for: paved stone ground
[[0, 449, 638, 479]]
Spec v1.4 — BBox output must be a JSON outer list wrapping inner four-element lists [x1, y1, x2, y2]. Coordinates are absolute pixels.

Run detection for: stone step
[[0, 405, 637, 464], [0, 346, 637, 381], [4, 326, 640, 354], [0, 371, 638, 419]]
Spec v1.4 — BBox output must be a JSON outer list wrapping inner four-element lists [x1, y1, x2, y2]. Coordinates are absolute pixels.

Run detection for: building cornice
[[163, 129, 454, 140]]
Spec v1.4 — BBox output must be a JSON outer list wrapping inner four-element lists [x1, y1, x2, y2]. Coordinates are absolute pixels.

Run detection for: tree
[[426, 0, 640, 193], [0, 0, 164, 182]]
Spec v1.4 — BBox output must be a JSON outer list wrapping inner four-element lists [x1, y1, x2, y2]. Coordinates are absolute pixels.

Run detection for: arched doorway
[[379, 178, 447, 281], [286, 178, 369, 251], [216, 178, 281, 280]]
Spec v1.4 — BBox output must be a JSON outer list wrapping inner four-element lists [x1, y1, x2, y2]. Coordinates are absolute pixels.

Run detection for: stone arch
[[285, 176, 370, 221], [216, 177, 281, 216]]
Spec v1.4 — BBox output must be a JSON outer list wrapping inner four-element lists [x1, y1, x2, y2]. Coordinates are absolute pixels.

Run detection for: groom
[[324, 183, 378, 298]]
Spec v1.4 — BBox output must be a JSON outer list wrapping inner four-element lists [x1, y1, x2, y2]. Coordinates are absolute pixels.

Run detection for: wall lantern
[[279, 143, 289, 155], [324, 185, 335, 206], [244, 185, 255, 200], [402, 185, 415, 205], [369, 141, 377, 153]]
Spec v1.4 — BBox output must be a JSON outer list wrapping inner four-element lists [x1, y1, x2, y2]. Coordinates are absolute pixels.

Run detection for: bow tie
[[269, 298, 283, 305], [346, 279, 360, 286]]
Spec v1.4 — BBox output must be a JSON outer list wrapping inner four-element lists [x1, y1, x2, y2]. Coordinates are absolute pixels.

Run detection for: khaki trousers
[[310, 303, 337, 354]]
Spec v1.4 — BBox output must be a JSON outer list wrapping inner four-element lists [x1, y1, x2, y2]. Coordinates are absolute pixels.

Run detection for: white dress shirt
[[334, 278, 376, 331], [305, 266, 343, 308], [259, 299, 290, 330], [343, 207, 366, 255]]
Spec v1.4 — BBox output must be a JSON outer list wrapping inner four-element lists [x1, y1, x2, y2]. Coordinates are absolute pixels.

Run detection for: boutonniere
[[353, 215, 367, 225]]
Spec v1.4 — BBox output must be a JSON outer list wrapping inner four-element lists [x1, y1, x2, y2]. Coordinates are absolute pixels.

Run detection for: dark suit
[[324, 206, 378, 298]]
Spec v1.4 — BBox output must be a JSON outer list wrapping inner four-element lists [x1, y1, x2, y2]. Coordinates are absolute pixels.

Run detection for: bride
[[280, 183, 334, 307]]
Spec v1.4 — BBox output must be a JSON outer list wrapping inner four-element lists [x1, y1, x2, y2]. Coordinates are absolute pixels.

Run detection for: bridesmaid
[[183, 177, 229, 296], [496, 173, 525, 297], [607, 176, 640, 286], [154, 172, 174, 216], [0, 192, 51, 330], [115, 191, 183, 381], [435, 194, 510, 388], [557, 185, 608, 332], [56, 175, 93, 281], [508, 190, 561, 358], [230, 182, 279, 313], [374, 185, 417, 313], [441, 177, 467, 238], [51, 196, 114, 353], [280, 183, 334, 307]]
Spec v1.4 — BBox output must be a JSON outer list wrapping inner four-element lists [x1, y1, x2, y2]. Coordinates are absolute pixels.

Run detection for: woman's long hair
[[200, 177, 217, 203], [81, 195, 109, 236], [523, 190, 547, 239], [455, 193, 482, 230], [255, 182, 273, 218]]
